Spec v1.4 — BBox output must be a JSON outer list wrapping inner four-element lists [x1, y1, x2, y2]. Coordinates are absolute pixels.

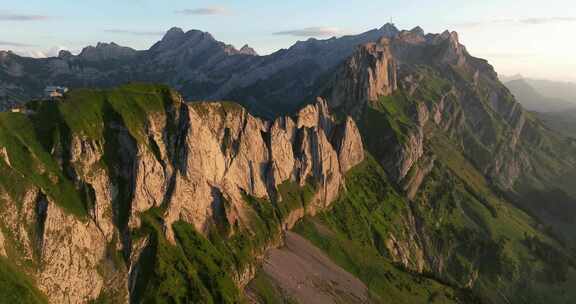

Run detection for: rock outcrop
[[78, 42, 139, 62], [320, 25, 576, 198], [326, 38, 398, 119]]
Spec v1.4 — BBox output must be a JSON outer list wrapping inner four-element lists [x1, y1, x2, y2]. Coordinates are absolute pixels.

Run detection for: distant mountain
[[523, 78, 576, 103], [0, 24, 402, 116], [536, 110, 576, 138], [505, 78, 576, 112], [498, 74, 523, 83], [503, 77, 576, 137]]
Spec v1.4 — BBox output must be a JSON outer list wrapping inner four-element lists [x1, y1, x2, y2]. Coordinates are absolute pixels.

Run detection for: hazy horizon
[[1, 0, 575, 83]]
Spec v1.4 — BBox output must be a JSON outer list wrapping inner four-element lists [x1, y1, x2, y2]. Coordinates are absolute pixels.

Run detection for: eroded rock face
[[321, 26, 565, 197], [335, 117, 365, 173], [163, 98, 363, 235], [0, 92, 364, 303], [38, 198, 107, 304], [327, 38, 398, 119]]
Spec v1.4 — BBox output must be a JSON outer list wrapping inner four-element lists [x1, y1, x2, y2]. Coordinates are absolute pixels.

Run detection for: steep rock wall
[[0, 88, 364, 303]]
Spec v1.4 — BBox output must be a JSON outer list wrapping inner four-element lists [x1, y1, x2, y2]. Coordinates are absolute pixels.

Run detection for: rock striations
[[322, 25, 576, 194]]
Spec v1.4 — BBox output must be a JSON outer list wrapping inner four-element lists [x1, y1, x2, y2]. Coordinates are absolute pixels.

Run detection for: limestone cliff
[[322, 27, 576, 196], [315, 28, 576, 295], [0, 84, 364, 303]]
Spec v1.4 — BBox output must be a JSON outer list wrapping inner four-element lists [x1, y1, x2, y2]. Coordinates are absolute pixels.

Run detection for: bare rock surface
[[258, 231, 369, 304], [0, 88, 364, 303]]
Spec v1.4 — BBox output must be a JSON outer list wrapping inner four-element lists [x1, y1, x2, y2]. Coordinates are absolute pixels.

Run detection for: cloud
[[104, 29, 164, 36], [453, 22, 483, 29], [454, 16, 576, 28], [0, 40, 36, 47], [175, 7, 231, 16], [44, 46, 71, 57], [0, 13, 50, 21], [477, 51, 538, 59], [273, 27, 343, 37], [11, 46, 71, 58], [519, 17, 576, 24]]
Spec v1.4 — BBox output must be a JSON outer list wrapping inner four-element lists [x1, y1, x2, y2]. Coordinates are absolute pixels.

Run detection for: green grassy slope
[[292, 153, 576, 303], [0, 258, 47, 304], [349, 64, 576, 302], [0, 83, 176, 220]]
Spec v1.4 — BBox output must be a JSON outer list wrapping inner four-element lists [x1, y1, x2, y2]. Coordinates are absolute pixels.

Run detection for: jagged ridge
[[0, 83, 365, 303]]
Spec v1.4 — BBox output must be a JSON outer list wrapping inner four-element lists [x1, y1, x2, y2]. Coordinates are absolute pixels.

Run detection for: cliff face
[[0, 84, 363, 303], [327, 37, 398, 120], [323, 27, 576, 195], [313, 28, 576, 300]]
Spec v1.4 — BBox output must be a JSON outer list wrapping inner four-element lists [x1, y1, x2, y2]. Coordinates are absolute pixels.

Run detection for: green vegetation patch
[[0, 113, 87, 217], [294, 219, 478, 304], [0, 257, 47, 304], [0, 83, 177, 219], [247, 272, 297, 304], [131, 208, 242, 304]]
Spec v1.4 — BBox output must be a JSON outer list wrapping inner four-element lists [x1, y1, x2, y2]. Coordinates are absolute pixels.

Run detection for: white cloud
[[0, 40, 36, 47], [175, 7, 231, 16], [0, 13, 50, 21], [15, 46, 70, 58], [104, 29, 164, 36], [454, 16, 576, 28], [519, 17, 576, 24], [273, 27, 344, 37]]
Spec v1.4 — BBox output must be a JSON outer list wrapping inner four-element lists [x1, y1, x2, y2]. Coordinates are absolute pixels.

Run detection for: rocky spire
[[325, 39, 398, 119], [380, 23, 400, 37], [410, 26, 425, 36], [162, 27, 185, 41], [239, 44, 258, 56]]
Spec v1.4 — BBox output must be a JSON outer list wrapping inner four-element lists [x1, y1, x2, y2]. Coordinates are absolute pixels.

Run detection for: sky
[[1, 0, 575, 82]]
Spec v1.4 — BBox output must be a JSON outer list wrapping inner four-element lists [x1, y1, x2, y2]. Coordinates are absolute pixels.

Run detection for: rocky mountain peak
[[79, 42, 137, 61], [379, 23, 400, 37], [57, 50, 73, 58], [325, 38, 398, 119], [397, 28, 427, 44], [239, 44, 258, 56], [150, 28, 221, 55], [163, 26, 185, 41], [410, 26, 425, 36]]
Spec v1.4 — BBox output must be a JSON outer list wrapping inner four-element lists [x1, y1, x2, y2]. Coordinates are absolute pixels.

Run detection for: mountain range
[[1, 24, 576, 304], [0, 24, 402, 116], [502, 76, 576, 138]]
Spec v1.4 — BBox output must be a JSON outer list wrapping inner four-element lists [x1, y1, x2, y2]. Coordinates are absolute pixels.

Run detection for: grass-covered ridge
[[291, 151, 576, 303], [292, 156, 476, 302], [29, 83, 175, 142], [294, 219, 478, 304], [0, 83, 177, 220], [0, 112, 87, 217], [129, 179, 318, 303], [130, 209, 242, 304]]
